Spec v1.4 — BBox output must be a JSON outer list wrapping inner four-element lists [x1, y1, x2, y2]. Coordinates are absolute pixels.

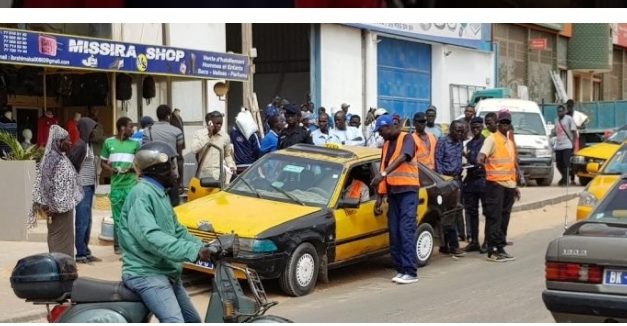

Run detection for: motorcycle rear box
[[10, 253, 77, 300]]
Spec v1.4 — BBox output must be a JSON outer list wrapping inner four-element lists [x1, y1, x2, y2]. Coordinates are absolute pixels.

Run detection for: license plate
[[604, 269, 627, 285], [195, 260, 214, 270]]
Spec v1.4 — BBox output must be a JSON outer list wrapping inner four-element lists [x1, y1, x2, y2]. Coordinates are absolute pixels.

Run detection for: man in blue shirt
[[435, 120, 465, 257], [260, 114, 284, 155], [462, 117, 486, 253], [229, 124, 261, 170]]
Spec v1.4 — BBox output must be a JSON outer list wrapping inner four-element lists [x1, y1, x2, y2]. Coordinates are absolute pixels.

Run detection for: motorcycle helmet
[[134, 141, 178, 187]]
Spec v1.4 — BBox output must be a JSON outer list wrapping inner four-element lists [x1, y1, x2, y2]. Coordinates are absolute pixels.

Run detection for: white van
[[474, 99, 554, 186]]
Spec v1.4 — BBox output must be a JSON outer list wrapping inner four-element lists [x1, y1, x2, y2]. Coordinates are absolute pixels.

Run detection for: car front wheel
[[416, 223, 434, 267], [279, 243, 319, 297]]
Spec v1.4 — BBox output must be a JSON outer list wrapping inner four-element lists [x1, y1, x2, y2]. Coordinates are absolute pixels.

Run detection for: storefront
[[0, 25, 249, 178], [317, 23, 494, 123]]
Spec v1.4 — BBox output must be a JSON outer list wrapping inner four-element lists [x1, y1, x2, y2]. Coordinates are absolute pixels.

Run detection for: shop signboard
[[346, 23, 491, 50], [529, 38, 547, 50], [612, 23, 627, 48], [0, 28, 249, 81]]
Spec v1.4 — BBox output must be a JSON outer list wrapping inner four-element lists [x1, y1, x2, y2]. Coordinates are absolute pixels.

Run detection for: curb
[[512, 192, 580, 213]]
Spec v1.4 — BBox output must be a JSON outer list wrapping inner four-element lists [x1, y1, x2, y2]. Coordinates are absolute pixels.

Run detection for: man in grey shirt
[[551, 105, 578, 186], [143, 104, 184, 205]]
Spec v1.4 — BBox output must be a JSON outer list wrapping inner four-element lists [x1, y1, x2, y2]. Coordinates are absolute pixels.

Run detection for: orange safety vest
[[412, 132, 436, 170], [378, 132, 420, 195], [346, 180, 366, 201], [485, 132, 517, 182]]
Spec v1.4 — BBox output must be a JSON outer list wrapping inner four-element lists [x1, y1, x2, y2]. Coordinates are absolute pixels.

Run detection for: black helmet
[[134, 141, 177, 172]]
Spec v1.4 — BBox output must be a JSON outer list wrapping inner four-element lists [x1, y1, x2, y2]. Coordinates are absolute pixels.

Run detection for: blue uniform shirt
[[260, 130, 279, 155], [435, 136, 463, 178]]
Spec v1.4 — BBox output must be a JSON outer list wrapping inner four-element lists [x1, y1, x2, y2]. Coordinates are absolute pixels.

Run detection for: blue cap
[[265, 106, 279, 119], [374, 115, 394, 132], [284, 104, 300, 115], [140, 116, 154, 128]]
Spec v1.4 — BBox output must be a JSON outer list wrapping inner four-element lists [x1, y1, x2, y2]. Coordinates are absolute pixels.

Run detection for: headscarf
[[32, 125, 83, 214]]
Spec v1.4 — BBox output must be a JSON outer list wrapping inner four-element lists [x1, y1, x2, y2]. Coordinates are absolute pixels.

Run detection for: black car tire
[[279, 243, 319, 297], [537, 168, 554, 186], [578, 176, 592, 186], [416, 223, 434, 267]]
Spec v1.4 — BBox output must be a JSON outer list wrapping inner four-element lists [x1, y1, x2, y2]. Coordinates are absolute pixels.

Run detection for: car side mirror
[[339, 198, 360, 209], [200, 177, 221, 189], [586, 162, 600, 174]]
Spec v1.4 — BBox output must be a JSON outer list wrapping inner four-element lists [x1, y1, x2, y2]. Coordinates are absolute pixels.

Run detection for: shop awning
[[0, 27, 249, 81]]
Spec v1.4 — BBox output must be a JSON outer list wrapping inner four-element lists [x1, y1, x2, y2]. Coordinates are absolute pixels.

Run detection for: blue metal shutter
[[377, 37, 431, 120]]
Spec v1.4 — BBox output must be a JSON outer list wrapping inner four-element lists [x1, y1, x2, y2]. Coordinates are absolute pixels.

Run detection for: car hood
[[575, 142, 620, 160], [175, 191, 322, 238], [513, 134, 549, 149], [586, 174, 621, 200]]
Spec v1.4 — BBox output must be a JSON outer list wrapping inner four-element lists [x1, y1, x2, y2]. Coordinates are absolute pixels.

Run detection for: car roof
[[276, 144, 380, 164]]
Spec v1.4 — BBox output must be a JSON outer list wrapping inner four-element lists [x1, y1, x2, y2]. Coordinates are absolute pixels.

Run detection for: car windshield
[[606, 129, 627, 144], [480, 111, 545, 135], [588, 179, 627, 224], [602, 146, 627, 175], [227, 154, 343, 207]]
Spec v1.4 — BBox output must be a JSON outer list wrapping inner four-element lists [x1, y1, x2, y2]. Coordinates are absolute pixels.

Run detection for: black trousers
[[484, 182, 516, 250], [463, 189, 484, 243], [555, 148, 573, 184]]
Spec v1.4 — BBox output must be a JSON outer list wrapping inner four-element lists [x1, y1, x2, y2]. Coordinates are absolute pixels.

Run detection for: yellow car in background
[[175, 144, 462, 297], [576, 142, 627, 220], [571, 125, 627, 186]]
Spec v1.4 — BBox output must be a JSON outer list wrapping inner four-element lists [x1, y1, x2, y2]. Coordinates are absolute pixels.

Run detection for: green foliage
[[0, 131, 43, 162]]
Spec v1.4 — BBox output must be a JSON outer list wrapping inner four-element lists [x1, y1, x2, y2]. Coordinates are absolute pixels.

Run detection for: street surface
[[1, 192, 578, 323]]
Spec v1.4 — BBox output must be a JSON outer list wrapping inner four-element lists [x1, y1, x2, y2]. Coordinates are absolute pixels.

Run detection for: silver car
[[543, 174, 627, 322]]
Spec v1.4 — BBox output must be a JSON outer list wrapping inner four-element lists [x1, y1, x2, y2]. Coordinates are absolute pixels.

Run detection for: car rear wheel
[[416, 223, 434, 267], [578, 176, 592, 186], [279, 243, 319, 297]]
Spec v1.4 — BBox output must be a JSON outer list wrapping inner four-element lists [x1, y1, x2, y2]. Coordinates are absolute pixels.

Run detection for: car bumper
[[576, 205, 593, 220], [519, 158, 552, 179], [542, 289, 627, 322], [570, 162, 596, 178], [235, 252, 289, 279]]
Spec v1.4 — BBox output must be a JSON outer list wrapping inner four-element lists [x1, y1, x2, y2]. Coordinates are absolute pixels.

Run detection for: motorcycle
[[10, 234, 291, 323]]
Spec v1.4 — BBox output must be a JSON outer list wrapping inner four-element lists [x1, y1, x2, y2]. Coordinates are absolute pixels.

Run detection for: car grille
[[517, 148, 535, 159], [188, 228, 221, 243]]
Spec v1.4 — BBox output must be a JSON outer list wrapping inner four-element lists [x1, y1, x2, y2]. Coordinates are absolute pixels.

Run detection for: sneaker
[[75, 257, 90, 264], [395, 274, 418, 284], [392, 273, 403, 282], [439, 247, 450, 254], [479, 242, 489, 254], [450, 248, 466, 257], [463, 242, 480, 252], [86, 255, 102, 263], [486, 251, 507, 262], [497, 249, 516, 261]]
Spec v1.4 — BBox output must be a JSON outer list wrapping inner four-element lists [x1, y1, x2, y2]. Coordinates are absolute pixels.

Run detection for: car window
[[603, 147, 627, 175], [479, 111, 545, 136], [588, 179, 627, 223], [228, 154, 342, 207], [607, 130, 627, 144], [343, 163, 375, 201]]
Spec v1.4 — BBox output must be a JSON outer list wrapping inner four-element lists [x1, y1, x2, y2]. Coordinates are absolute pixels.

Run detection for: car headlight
[[535, 148, 553, 158], [571, 155, 586, 164], [239, 238, 278, 254], [592, 159, 606, 165], [577, 191, 598, 207]]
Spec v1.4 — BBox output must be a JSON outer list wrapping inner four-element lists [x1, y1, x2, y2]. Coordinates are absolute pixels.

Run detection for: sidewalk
[[1, 185, 582, 322]]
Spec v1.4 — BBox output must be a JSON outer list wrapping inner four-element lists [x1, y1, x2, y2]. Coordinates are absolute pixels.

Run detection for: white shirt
[[365, 125, 384, 148], [311, 129, 331, 146], [329, 126, 365, 146]]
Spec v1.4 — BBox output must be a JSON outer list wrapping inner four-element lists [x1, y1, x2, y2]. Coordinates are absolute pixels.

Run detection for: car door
[[333, 161, 389, 263]]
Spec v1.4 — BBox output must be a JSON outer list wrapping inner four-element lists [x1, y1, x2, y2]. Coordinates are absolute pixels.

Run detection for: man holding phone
[[191, 111, 236, 185]]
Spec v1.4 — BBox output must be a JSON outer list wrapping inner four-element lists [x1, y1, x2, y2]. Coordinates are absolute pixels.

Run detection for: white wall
[[320, 24, 364, 118], [431, 44, 494, 123]]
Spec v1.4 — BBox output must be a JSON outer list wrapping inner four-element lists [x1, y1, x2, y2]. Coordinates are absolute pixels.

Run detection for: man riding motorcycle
[[118, 141, 212, 323]]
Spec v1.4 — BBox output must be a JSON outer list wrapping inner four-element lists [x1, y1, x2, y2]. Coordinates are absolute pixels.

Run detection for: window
[[343, 163, 375, 202]]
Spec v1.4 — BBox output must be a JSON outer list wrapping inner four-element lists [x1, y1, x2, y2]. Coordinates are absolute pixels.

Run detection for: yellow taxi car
[[175, 144, 462, 297], [576, 142, 627, 220], [571, 125, 627, 186]]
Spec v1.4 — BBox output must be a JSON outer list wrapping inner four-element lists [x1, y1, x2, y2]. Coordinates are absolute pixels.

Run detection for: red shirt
[[37, 116, 59, 148], [66, 119, 80, 145]]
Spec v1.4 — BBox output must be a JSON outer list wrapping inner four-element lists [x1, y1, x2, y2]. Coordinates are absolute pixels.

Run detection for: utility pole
[[241, 23, 263, 133]]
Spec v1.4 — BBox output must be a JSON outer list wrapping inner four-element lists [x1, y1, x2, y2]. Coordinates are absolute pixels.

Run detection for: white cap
[[374, 108, 388, 117]]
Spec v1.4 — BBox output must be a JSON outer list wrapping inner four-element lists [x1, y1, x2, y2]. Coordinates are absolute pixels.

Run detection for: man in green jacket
[[119, 141, 211, 323]]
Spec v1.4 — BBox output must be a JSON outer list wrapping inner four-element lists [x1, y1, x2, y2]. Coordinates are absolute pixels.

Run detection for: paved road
[[186, 200, 576, 323]]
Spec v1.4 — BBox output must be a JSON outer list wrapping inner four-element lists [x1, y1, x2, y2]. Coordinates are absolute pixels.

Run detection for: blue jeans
[[122, 274, 201, 323], [387, 191, 418, 277], [75, 185, 95, 258]]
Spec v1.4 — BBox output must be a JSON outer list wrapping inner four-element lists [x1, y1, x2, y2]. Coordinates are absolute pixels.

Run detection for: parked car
[[571, 125, 627, 186], [576, 142, 627, 220], [175, 144, 462, 296], [474, 99, 554, 186], [543, 174, 627, 322]]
